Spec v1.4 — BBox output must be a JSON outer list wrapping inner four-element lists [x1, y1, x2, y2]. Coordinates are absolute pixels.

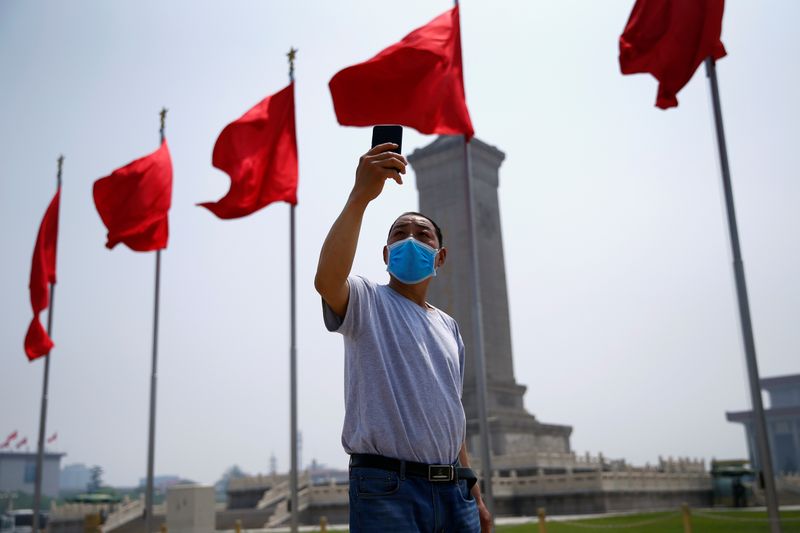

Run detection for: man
[[315, 143, 492, 532]]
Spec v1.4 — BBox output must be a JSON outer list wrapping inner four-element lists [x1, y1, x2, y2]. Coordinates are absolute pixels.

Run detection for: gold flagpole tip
[[57, 154, 64, 185], [287, 47, 298, 80], [159, 107, 168, 141]]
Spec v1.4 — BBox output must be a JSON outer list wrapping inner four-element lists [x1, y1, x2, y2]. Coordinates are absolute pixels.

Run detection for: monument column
[[409, 136, 571, 457]]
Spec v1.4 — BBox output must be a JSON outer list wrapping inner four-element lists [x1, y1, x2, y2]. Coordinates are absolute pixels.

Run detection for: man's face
[[383, 214, 446, 271], [387, 214, 440, 249]]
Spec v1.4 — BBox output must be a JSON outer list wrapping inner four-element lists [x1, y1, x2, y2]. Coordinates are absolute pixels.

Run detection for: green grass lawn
[[313, 509, 800, 532], [494, 509, 800, 533]]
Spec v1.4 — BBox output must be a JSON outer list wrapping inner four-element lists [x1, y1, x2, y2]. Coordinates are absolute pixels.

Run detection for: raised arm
[[314, 143, 406, 317]]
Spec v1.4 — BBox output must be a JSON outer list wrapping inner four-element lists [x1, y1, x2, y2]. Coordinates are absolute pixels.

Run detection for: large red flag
[[619, 0, 726, 109], [93, 141, 173, 251], [198, 83, 298, 218], [24, 189, 60, 360], [329, 6, 474, 139]]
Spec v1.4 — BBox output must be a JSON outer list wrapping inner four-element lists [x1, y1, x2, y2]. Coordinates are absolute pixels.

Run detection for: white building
[[0, 451, 64, 498], [60, 463, 92, 492]]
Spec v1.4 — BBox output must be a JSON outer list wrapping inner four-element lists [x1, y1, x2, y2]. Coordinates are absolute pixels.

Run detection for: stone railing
[[265, 486, 311, 528], [600, 470, 711, 492], [228, 473, 286, 492], [493, 471, 603, 497], [306, 479, 349, 506], [491, 468, 711, 497], [50, 502, 116, 521], [100, 496, 144, 532], [261, 478, 348, 527], [256, 472, 311, 510]]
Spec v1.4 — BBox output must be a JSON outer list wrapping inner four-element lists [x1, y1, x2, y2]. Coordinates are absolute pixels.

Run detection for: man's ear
[[383, 245, 389, 265], [436, 247, 447, 269]]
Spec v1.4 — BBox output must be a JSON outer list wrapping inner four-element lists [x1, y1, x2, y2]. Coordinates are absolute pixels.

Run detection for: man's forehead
[[391, 215, 434, 230]]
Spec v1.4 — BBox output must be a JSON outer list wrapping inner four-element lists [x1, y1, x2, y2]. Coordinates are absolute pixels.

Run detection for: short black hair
[[389, 211, 444, 248]]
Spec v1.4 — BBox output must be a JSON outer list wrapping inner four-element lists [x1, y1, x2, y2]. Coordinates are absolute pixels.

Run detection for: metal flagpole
[[144, 108, 167, 533], [704, 57, 782, 532], [463, 138, 495, 519], [287, 47, 299, 533], [32, 155, 63, 533], [454, 0, 494, 520]]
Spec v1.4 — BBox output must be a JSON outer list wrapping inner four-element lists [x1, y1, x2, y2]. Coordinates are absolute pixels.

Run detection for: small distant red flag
[[24, 189, 60, 361], [47, 432, 57, 443], [1, 431, 17, 448], [93, 141, 173, 251], [329, 6, 474, 139], [16, 437, 28, 449], [619, 0, 726, 109], [198, 82, 298, 219]]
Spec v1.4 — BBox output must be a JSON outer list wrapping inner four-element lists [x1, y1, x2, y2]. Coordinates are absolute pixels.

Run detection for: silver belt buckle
[[428, 464, 454, 482]]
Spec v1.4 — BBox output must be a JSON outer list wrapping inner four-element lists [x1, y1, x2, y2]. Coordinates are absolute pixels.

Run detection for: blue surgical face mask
[[386, 236, 439, 285]]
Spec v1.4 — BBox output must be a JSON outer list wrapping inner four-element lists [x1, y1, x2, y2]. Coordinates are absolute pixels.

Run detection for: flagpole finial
[[57, 155, 64, 187], [287, 47, 298, 82], [159, 107, 168, 143]]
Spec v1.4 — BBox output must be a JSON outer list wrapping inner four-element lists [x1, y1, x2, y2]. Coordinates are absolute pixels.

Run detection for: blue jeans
[[349, 466, 479, 532]]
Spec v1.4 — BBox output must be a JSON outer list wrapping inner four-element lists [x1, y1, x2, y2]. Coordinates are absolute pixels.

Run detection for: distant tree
[[88, 465, 104, 492], [214, 465, 248, 495]]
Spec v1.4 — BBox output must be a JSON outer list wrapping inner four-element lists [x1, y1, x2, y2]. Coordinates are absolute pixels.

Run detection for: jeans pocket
[[457, 479, 475, 503], [356, 471, 401, 498]]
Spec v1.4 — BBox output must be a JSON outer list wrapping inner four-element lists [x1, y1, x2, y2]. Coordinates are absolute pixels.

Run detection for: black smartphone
[[371, 125, 403, 154]]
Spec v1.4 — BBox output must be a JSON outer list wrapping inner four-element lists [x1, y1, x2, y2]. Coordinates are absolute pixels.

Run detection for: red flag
[[93, 140, 173, 251], [1, 431, 17, 447], [24, 190, 60, 360], [329, 6, 474, 139], [47, 432, 57, 443], [198, 83, 298, 218], [619, 0, 726, 109], [16, 437, 28, 449]]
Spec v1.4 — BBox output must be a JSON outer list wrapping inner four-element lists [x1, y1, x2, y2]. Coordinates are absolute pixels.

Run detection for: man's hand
[[473, 487, 493, 532], [349, 143, 406, 206]]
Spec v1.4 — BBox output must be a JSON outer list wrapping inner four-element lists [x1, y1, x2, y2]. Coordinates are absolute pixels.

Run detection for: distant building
[[60, 463, 92, 492], [0, 451, 64, 497], [138, 475, 183, 492], [727, 373, 800, 473]]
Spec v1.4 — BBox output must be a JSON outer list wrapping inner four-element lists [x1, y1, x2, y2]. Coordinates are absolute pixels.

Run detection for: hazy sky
[[1, 1, 798, 487]]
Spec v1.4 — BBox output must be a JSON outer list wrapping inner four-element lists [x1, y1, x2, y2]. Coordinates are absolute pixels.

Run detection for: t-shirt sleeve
[[321, 275, 373, 337], [453, 321, 466, 399]]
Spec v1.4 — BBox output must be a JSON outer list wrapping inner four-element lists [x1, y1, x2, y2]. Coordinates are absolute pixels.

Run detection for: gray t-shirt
[[323, 275, 466, 464]]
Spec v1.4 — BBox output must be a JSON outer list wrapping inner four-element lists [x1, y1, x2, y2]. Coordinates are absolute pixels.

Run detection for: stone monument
[[408, 136, 573, 460]]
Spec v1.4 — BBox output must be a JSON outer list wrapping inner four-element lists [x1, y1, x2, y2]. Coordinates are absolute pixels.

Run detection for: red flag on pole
[[47, 432, 57, 443], [93, 141, 173, 251], [329, 6, 474, 139], [1, 431, 17, 447], [619, 0, 726, 109], [16, 437, 28, 449], [198, 83, 298, 218], [24, 190, 60, 361]]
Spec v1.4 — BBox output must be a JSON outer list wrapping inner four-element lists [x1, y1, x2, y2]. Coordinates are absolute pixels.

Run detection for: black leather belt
[[349, 453, 478, 489]]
